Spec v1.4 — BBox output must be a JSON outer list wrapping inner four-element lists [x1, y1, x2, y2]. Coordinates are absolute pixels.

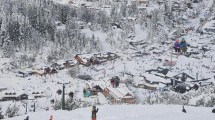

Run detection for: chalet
[[75, 54, 85, 64], [134, 69, 173, 90], [51, 63, 61, 70], [63, 61, 71, 68], [1, 91, 29, 101], [18, 94, 28, 100], [93, 52, 119, 61], [146, 67, 170, 76], [107, 85, 135, 104], [171, 72, 195, 84], [142, 73, 171, 85], [133, 51, 150, 57], [32, 91, 45, 98], [75, 54, 91, 66], [173, 83, 199, 94], [129, 41, 148, 48], [1, 92, 18, 101], [89, 57, 102, 65], [86, 80, 135, 104], [133, 80, 157, 91], [73, 52, 119, 66], [16, 71, 31, 78], [63, 60, 76, 68], [173, 83, 191, 93]]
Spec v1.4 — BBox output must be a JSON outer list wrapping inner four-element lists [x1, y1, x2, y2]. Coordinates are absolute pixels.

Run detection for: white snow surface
[[5, 105, 215, 120]]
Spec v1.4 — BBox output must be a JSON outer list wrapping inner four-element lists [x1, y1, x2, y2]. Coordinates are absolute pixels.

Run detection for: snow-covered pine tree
[[6, 105, 19, 118], [0, 106, 4, 119]]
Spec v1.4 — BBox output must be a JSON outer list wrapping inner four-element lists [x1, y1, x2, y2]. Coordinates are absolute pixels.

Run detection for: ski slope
[[5, 105, 215, 120]]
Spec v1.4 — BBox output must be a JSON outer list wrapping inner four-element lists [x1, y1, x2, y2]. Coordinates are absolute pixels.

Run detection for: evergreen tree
[[7, 20, 21, 49], [6, 105, 19, 118], [0, 106, 4, 119], [3, 37, 14, 58]]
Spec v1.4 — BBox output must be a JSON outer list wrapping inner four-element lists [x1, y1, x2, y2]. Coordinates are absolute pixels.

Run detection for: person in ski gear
[[174, 40, 180, 52], [24, 116, 29, 120], [180, 39, 187, 53], [182, 106, 186, 113], [83, 88, 86, 97], [49, 114, 53, 120], [69, 92, 74, 99], [92, 106, 99, 120], [87, 89, 91, 97], [212, 108, 215, 113], [111, 79, 116, 87]]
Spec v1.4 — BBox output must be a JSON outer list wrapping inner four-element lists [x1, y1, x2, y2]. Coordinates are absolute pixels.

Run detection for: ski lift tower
[[57, 82, 70, 110]]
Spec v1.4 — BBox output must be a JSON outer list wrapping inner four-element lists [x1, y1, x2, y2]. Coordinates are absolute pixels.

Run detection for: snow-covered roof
[[108, 84, 134, 99], [1, 90, 26, 98], [165, 71, 177, 78], [143, 73, 171, 84]]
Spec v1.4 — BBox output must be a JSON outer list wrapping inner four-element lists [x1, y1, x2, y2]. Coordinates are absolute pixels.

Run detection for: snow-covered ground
[[0, 0, 215, 119], [5, 105, 215, 120]]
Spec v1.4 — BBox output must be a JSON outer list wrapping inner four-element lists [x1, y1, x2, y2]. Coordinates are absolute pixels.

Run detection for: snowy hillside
[[0, 0, 215, 119], [5, 105, 215, 120]]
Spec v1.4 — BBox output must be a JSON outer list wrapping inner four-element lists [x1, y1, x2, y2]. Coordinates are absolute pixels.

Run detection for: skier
[[69, 92, 74, 99], [173, 40, 180, 52], [182, 106, 186, 113], [212, 108, 215, 113], [92, 106, 99, 120], [49, 114, 53, 120], [83, 88, 86, 97], [87, 89, 91, 97], [180, 39, 187, 54], [24, 116, 29, 120]]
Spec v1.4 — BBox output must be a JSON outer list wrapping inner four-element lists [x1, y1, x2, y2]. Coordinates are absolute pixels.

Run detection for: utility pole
[[33, 102, 36, 112], [62, 84, 65, 110], [25, 102, 28, 114], [57, 82, 70, 110]]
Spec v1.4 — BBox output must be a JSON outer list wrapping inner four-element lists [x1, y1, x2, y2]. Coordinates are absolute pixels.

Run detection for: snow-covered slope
[[5, 105, 215, 120]]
